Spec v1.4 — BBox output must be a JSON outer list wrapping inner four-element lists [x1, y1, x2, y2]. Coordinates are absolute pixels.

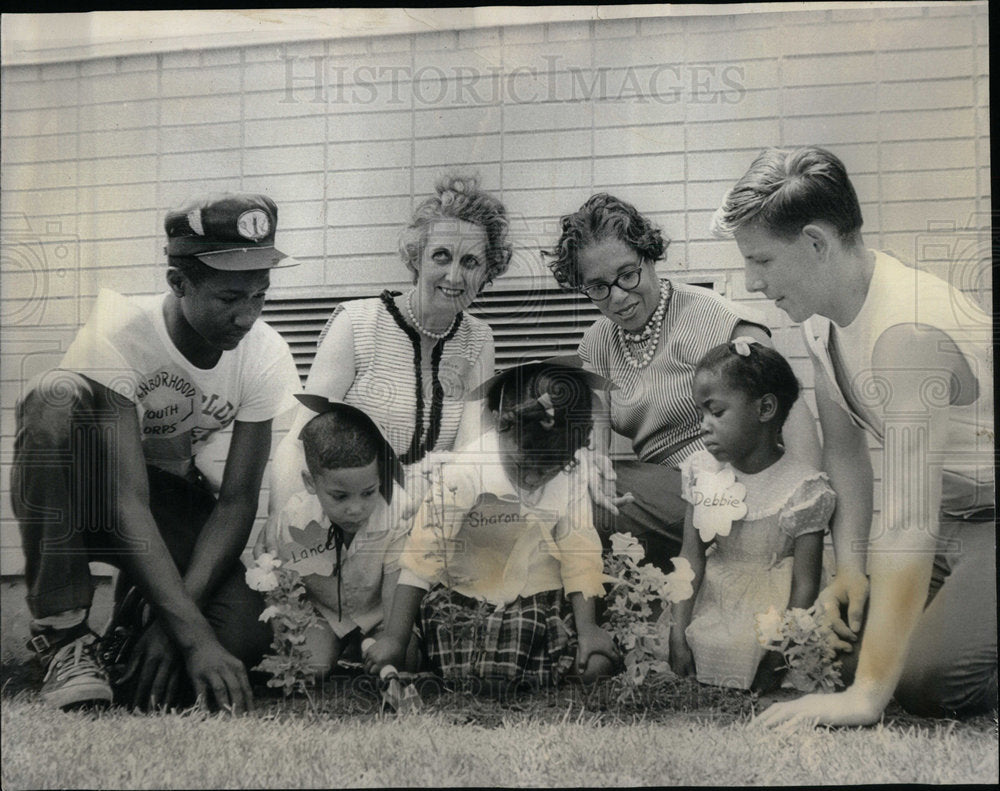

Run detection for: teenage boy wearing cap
[[11, 193, 301, 712]]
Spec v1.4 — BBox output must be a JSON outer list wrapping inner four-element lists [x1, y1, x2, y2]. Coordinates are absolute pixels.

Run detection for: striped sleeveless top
[[578, 281, 767, 469], [319, 296, 492, 472]]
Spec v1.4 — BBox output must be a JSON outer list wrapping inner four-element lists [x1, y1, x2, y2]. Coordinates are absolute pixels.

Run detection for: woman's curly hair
[[544, 193, 669, 291], [399, 172, 513, 288]]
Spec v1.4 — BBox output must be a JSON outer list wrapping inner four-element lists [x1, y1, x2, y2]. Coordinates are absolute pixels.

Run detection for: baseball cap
[[164, 192, 296, 271]]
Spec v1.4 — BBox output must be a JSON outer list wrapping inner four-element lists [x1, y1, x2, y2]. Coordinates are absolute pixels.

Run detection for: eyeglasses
[[578, 266, 643, 302]]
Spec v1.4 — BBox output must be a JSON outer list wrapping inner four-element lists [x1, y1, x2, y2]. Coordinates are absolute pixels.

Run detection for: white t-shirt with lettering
[[60, 288, 300, 483]]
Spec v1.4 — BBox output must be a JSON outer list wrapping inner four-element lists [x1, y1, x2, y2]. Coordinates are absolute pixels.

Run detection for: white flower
[[690, 465, 747, 542], [636, 561, 669, 589], [661, 557, 695, 603], [255, 553, 282, 571], [788, 607, 818, 639], [669, 556, 694, 580], [246, 566, 279, 592], [259, 605, 281, 623], [755, 605, 785, 646], [609, 532, 645, 564]]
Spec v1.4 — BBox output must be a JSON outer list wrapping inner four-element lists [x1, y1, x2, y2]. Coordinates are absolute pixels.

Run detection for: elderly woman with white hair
[[265, 173, 513, 518]]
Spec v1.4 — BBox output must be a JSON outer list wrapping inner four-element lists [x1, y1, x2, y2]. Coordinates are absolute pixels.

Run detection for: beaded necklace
[[617, 279, 672, 369], [380, 290, 463, 465], [405, 290, 460, 340]]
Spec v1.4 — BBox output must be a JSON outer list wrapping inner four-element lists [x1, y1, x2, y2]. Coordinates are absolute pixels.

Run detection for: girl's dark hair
[[695, 341, 800, 427], [300, 409, 399, 504], [487, 366, 594, 471], [544, 193, 669, 291]]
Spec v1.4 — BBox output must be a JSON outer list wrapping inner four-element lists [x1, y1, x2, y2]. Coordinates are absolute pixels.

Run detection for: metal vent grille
[[262, 281, 719, 381]]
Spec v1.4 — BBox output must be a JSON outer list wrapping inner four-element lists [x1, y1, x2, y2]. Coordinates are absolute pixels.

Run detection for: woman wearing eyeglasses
[[545, 193, 820, 570]]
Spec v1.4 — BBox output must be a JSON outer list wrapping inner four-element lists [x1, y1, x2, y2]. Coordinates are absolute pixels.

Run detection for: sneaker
[[35, 633, 113, 710]]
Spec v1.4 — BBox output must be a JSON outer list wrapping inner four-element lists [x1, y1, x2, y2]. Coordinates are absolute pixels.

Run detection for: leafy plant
[[754, 604, 843, 693], [245, 553, 322, 704], [416, 461, 497, 680], [601, 533, 694, 700]]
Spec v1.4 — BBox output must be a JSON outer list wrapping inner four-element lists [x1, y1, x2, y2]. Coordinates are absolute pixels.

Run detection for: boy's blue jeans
[[10, 371, 270, 671], [893, 512, 997, 717]]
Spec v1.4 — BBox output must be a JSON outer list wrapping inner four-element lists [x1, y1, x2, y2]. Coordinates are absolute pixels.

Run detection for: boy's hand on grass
[[120, 620, 182, 711], [363, 635, 406, 675], [752, 686, 883, 729], [183, 638, 255, 715]]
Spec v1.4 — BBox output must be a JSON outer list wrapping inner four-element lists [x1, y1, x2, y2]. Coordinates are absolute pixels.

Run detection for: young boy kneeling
[[261, 396, 415, 675]]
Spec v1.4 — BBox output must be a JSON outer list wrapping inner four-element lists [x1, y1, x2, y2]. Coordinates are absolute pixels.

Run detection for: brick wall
[[1, 5, 990, 573]]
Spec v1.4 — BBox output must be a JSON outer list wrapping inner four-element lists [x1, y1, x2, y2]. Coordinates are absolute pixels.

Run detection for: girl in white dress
[[669, 338, 835, 691]]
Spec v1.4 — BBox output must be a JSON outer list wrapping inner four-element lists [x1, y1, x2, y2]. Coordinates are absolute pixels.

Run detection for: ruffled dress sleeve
[[778, 472, 836, 541]]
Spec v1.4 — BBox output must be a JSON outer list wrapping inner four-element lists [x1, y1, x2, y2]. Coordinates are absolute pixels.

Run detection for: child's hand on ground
[[362, 635, 407, 675], [575, 624, 620, 683]]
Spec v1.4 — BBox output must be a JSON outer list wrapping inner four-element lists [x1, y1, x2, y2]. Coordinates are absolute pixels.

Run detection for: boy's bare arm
[[95, 379, 252, 711], [756, 324, 964, 727], [184, 419, 271, 606], [811, 364, 872, 637]]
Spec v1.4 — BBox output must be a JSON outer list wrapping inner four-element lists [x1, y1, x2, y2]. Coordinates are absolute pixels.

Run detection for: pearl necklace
[[405, 290, 459, 340], [617, 280, 672, 369]]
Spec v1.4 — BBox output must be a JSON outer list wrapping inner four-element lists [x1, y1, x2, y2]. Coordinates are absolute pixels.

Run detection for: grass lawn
[[2, 580, 997, 788], [3, 667, 997, 788]]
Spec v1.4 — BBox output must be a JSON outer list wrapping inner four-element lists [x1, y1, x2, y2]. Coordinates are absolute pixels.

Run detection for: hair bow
[[731, 336, 758, 357], [536, 392, 556, 427]]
